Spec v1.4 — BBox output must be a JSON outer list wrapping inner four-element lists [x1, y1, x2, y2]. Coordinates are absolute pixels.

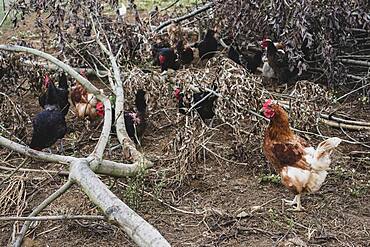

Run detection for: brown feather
[[263, 104, 310, 173]]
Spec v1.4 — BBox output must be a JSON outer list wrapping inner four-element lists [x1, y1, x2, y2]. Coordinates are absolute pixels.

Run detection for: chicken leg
[[58, 139, 65, 155], [283, 194, 304, 211]]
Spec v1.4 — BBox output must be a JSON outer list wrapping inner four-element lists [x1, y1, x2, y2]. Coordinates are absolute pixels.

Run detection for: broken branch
[[154, 2, 214, 32]]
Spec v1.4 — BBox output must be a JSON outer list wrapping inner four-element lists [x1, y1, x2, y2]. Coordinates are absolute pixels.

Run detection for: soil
[[1, 12, 370, 247]]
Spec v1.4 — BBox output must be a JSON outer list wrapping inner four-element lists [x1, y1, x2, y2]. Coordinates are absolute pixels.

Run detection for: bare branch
[[320, 119, 370, 131], [154, 2, 214, 32], [90, 16, 152, 164], [21, 59, 105, 76], [70, 160, 170, 247], [89, 158, 153, 177], [13, 180, 73, 247], [0, 215, 105, 222], [0, 135, 76, 164]]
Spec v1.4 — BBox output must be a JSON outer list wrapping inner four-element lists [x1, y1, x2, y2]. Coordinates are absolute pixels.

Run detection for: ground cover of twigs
[[1, 47, 370, 246]]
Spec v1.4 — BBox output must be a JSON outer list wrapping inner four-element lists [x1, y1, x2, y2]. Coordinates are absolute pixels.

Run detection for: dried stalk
[[0, 158, 28, 187]]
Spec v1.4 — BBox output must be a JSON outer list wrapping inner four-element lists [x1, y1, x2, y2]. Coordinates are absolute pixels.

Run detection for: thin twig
[[0, 165, 69, 176], [0, 158, 29, 187], [0, 6, 11, 28], [335, 82, 370, 101], [13, 180, 73, 247], [0, 215, 105, 222]]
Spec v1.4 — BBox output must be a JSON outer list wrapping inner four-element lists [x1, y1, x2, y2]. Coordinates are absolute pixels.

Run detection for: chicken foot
[[283, 194, 304, 211]]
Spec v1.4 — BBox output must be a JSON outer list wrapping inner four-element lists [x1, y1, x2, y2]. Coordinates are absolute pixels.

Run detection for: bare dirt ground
[[1, 15, 370, 247]]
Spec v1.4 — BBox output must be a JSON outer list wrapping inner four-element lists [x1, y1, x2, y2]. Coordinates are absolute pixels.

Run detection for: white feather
[[281, 166, 310, 187], [262, 61, 274, 78], [303, 137, 341, 192], [118, 3, 127, 16]]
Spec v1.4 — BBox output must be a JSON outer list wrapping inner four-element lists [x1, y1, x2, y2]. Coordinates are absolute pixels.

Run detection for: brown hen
[[262, 99, 341, 211]]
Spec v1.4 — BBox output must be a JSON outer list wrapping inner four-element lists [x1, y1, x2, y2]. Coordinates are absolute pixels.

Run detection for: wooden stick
[[320, 119, 370, 131], [0, 166, 69, 176], [154, 2, 214, 32], [346, 74, 368, 81], [70, 160, 170, 247], [13, 180, 73, 247], [0, 6, 11, 28], [0, 215, 105, 222], [335, 81, 370, 101], [338, 59, 370, 67], [320, 113, 370, 127], [21, 59, 103, 76]]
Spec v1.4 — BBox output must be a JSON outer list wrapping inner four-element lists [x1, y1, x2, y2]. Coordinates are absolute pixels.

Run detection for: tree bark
[[70, 160, 170, 247]]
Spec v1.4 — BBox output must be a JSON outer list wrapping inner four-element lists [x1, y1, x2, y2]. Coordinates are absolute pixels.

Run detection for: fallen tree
[[0, 44, 168, 247]]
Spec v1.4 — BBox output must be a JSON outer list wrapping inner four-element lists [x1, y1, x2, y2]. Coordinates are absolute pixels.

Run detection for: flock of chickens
[[27, 28, 342, 211], [29, 72, 147, 151]]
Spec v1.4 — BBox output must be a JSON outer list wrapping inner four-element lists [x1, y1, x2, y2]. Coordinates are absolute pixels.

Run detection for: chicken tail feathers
[[59, 72, 68, 90], [308, 137, 341, 171], [135, 89, 147, 114], [316, 137, 341, 158]]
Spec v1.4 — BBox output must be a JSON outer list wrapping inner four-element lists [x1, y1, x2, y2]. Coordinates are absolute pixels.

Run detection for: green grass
[[0, 0, 11, 29]]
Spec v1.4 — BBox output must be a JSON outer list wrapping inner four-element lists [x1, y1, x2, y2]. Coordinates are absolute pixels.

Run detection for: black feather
[[177, 87, 218, 121], [245, 50, 263, 73], [29, 107, 67, 150], [125, 90, 147, 144], [158, 48, 180, 71], [198, 29, 218, 60], [38, 76, 70, 116], [228, 46, 241, 65], [177, 40, 194, 65]]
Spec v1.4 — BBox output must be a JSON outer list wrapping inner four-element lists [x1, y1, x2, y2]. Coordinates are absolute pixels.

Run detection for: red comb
[[173, 88, 181, 100], [96, 101, 105, 117], [159, 55, 166, 65], [96, 101, 104, 110], [43, 74, 50, 87], [263, 99, 272, 109]]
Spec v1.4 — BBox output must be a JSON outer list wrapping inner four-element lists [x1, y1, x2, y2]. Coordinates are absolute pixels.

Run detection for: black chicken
[[228, 46, 241, 65], [262, 39, 298, 83], [151, 42, 180, 71], [30, 80, 67, 151], [197, 29, 218, 60], [101, 89, 147, 144], [243, 50, 263, 73], [174, 87, 218, 121], [176, 40, 194, 65], [158, 48, 180, 71], [39, 73, 69, 116], [124, 89, 147, 144], [228, 45, 262, 73]]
